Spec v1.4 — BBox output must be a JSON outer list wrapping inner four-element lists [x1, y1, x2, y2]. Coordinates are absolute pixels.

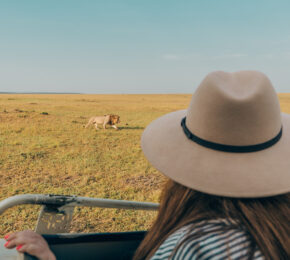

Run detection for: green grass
[[0, 93, 289, 236]]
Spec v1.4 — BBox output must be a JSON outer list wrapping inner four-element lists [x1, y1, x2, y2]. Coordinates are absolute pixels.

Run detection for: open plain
[[0, 93, 290, 236]]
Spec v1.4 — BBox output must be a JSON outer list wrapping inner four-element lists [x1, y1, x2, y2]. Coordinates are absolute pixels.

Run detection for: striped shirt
[[151, 219, 265, 260]]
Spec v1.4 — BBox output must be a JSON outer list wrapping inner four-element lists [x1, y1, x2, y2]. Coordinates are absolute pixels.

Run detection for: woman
[[4, 71, 290, 259], [134, 70, 290, 259], [133, 180, 289, 259]]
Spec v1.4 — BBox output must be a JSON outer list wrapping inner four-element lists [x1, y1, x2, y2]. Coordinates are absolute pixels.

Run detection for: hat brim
[[141, 110, 290, 198]]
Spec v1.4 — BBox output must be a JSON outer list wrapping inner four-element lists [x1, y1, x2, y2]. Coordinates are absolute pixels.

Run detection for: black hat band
[[181, 117, 282, 153]]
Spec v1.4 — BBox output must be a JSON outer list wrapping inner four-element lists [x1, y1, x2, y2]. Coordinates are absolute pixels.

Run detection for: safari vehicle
[[0, 194, 158, 260]]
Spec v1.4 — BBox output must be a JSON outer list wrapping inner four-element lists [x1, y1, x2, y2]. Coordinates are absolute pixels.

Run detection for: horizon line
[[0, 92, 289, 95]]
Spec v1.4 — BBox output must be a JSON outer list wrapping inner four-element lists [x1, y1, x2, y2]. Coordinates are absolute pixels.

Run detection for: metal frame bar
[[0, 194, 159, 215], [0, 194, 159, 259]]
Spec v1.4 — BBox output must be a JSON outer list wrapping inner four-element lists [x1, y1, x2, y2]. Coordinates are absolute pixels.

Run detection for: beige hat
[[141, 71, 290, 198]]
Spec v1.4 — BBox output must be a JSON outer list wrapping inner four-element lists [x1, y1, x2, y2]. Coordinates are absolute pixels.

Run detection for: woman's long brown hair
[[133, 179, 290, 260]]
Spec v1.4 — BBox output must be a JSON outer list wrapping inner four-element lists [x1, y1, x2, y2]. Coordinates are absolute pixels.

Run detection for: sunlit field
[[0, 93, 289, 236]]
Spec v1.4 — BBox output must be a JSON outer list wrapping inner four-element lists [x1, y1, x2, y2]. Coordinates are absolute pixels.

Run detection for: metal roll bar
[[0, 194, 159, 234], [0, 194, 159, 214]]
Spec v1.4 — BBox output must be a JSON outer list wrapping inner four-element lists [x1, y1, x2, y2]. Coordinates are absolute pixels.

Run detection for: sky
[[1, 0, 290, 93]]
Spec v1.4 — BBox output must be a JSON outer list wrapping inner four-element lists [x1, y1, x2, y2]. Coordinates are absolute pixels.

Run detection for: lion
[[85, 114, 120, 130]]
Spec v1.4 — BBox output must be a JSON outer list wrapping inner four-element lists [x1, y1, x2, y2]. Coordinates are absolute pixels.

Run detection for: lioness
[[85, 114, 120, 130]]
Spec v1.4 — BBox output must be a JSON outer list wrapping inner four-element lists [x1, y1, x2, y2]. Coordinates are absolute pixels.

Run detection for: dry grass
[[0, 94, 190, 236], [0, 93, 289, 236]]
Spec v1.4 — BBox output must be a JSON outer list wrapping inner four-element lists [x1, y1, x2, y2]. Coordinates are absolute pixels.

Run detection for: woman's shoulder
[[150, 219, 264, 260]]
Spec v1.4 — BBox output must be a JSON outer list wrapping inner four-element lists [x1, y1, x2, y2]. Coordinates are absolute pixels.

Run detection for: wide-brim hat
[[141, 71, 290, 198]]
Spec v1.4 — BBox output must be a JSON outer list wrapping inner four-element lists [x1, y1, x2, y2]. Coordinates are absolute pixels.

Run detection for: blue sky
[[1, 0, 290, 93]]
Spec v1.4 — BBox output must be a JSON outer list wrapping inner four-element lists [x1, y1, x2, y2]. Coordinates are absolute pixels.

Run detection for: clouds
[[161, 52, 249, 61], [162, 51, 290, 62], [283, 52, 290, 58], [162, 54, 182, 61], [260, 52, 290, 59], [162, 53, 203, 61], [212, 53, 248, 60]]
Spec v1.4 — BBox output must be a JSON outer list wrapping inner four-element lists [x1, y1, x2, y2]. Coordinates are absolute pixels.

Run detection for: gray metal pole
[[0, 194, 159, 215]]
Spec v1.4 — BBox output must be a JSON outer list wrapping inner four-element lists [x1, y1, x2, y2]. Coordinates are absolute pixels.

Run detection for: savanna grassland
[[0, 93, 290, 236], [0, 94, 191, 236]]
